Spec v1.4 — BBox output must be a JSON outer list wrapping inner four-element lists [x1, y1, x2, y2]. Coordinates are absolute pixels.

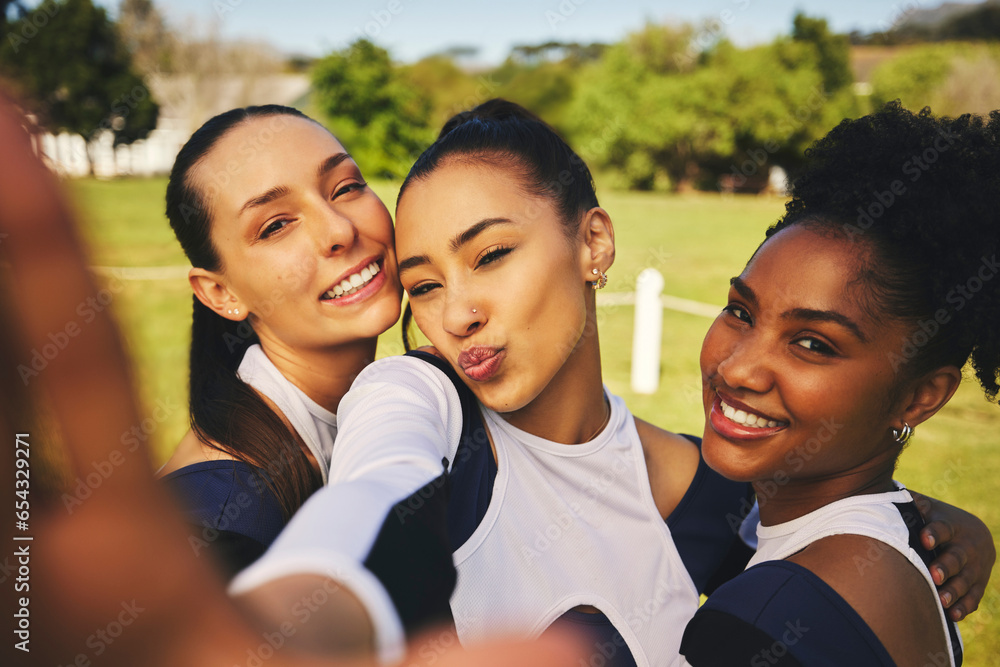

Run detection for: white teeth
[[720, 399, 781, 429], [323, 261, 382, 300]]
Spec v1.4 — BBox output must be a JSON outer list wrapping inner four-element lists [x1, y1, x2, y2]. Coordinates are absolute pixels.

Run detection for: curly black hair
[[765, 101, 1000, 399]]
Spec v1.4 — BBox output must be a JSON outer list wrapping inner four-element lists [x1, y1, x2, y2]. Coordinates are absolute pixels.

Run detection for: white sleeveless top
[[236, 344, 338, 483], [748, 486, 962, 666], [450, 390, 700, 667]]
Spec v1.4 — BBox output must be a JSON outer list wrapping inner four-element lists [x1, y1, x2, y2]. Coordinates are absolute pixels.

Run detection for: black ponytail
[[166, 106, 322, 519], [402, 301, 414, 353]]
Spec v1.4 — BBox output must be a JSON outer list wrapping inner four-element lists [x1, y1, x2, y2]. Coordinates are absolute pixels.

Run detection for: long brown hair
[[164, 106, 322, 519]]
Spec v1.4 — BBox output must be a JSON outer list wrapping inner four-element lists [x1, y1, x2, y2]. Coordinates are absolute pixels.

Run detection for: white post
[[631, 268, 664, 394]]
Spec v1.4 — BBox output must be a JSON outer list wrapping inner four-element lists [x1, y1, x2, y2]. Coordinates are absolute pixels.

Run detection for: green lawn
[[69, 177, 1000, 663]]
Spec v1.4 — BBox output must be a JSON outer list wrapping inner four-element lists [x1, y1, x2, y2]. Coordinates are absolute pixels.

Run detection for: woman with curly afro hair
[[680, 101, 999, 666]]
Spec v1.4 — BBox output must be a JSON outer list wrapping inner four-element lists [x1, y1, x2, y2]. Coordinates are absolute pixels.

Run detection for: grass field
[[69, 177, 1000, 663]]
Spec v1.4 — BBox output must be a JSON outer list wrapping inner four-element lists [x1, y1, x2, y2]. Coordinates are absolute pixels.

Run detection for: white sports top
[[748, 486, 962, 666], [231, 355, 465, 664], [451, 391, 700, 667], [236, 343, 338, 484]]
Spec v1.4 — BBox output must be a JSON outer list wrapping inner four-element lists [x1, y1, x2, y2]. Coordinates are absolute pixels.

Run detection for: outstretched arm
[[231, 354, 468, 660]]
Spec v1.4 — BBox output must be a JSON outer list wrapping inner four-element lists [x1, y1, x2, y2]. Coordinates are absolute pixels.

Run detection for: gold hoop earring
[[591, 268, 608, 290]]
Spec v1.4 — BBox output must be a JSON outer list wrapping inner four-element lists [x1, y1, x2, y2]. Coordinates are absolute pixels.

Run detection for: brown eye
[[794, 337, 835, 356], [724, 304, 752, 323], [260, 219, 291, 239], [476, 246, 513, 268], [407, 282, 440, 297], [333, 182, 367, 199]]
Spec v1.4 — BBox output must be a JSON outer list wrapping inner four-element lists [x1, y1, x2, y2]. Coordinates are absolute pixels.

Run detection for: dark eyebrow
[[730, 276, 758, 307], [398, 254, 430, 274], [783, 308, 869, 343], [732, 276, 868, 343], [449, 217, 516, 252], [400, 217, 517, 275], [317, 152, 352, 179], [240, 185, 291, 215], [239, 153, 352, 216]]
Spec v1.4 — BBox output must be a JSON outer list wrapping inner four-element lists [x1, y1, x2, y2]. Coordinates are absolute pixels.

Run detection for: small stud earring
[[234, 309, 240, 315], [227, 309, 233, 315], [472, 308, 477, 314], [591, 268, 608, 290]]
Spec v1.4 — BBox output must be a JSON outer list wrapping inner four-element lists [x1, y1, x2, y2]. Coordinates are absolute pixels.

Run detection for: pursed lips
[[457, 345, 506, 382]]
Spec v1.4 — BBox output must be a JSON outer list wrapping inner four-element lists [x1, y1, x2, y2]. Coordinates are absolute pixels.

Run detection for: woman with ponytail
[[158, 105, 403, 579]]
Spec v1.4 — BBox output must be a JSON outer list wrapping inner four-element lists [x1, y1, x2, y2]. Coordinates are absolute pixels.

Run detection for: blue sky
[[96, 0, 957, 63]]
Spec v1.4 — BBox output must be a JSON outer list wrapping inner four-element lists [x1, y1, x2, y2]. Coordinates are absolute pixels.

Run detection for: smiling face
[[191, 115, 402, 352], [395, 160, 599, 414], [700, 224, 915, 485]]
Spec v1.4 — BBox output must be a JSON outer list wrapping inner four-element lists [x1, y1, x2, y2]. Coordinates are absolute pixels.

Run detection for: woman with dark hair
[[158, 105, 402, 580], [679, 103, 999, 665], [231, 99, 995, 665], [154, 105, 465, 658]]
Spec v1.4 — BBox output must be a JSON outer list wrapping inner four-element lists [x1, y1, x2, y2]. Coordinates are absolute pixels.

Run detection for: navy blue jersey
[[680, 502, 963, 666], [162, 460, 285, 578]]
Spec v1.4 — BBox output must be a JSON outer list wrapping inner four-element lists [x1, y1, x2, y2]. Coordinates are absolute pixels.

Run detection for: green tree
[[0, 0, 158, 159], [567, 26, 709, 190], [713, 35, 858, 183], [491, 56, 576, 131], [402, 53, 481, 128], [568, 17, 859, 191], [791, 13, 853, 94], [311, 39, 432, 179]]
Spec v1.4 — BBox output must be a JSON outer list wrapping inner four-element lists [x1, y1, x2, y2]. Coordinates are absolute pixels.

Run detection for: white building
[[41, 74, 311, 178]]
